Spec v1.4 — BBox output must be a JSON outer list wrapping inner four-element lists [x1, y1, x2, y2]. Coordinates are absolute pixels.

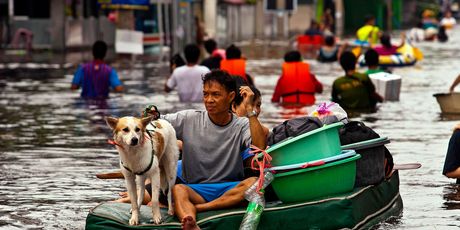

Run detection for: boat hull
[[86, 171, 402, 230]]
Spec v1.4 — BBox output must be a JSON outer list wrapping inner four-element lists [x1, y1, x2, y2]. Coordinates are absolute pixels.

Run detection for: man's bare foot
[[181, 216, 200, 230]]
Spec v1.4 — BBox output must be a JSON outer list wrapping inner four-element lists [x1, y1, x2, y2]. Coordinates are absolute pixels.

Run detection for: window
[[14, 0, 50, 18]]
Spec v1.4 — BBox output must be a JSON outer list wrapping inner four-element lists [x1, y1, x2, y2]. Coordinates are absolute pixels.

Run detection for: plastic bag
[[310, 102, 348, 124]]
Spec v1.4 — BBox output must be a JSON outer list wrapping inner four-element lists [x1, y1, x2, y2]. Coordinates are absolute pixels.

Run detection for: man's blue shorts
[[186, 182, 240, 202], [176, 148, 253, 202], [176, 160, 240, 202]]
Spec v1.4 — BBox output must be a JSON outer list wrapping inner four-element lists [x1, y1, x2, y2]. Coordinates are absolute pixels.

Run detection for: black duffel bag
[[267, 116, 323, 146], [340, 121, 394, 187]]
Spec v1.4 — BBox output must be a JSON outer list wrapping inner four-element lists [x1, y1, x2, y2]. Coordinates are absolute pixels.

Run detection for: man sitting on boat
[[162, 70, 266, 230], [332, 51, 382, 110], [272, 51, 323, 106]]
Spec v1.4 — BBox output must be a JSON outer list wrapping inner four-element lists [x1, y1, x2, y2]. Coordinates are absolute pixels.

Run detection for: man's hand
[[453, 123, 460, 131], [239, 86, 255, 114], [70, 84, 79, 90]]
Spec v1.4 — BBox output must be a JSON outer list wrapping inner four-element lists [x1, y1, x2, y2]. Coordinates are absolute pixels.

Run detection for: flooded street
[[2, 32, 460, 229]]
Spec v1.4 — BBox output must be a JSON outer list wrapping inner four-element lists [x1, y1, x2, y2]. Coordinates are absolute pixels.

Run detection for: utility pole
[[386, 0, 392, 31], [172, 0, 179, 54], [335, 0, 343, 38], [204, 0, 217, 39], [50, 0, 65, 51]]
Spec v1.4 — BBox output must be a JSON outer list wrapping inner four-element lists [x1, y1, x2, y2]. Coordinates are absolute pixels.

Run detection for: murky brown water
[[2, 32, 460, 229]]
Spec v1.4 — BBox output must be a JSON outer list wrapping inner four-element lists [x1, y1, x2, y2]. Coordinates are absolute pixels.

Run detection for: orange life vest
[[220, 59, 248, 82], [277, 62, 317, 105]]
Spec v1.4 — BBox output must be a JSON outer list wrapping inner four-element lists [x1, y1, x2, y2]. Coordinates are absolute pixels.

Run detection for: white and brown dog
[[106, 116, 179, 225]]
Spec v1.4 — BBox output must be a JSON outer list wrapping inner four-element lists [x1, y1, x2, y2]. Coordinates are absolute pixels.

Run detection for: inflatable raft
[[85, 171, 402, 230], [359, 43, 423, 67]]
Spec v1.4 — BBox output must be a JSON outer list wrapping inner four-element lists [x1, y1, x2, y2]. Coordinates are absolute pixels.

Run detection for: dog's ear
[[105, 116, 119, 130], [141, 116, 154, 128]]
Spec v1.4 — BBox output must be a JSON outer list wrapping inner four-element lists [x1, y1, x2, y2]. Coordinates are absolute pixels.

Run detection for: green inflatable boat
[[86, 171, 402, 230]]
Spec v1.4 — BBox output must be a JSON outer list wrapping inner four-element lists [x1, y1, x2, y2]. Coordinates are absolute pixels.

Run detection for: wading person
[[332, 51, 382, 110], [364, 49, 385, 74], [220, 44, 254, 86], [71, 40, 123, 99], [200, 39, 225, 70], [165, 44, 210, 102], [356, 15, 381, 45], [272, 51, 323, 106]]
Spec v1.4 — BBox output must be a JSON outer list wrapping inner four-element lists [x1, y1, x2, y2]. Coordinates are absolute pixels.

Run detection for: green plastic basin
[[271, 154, 361, 203], [267, 122, 343, 166]]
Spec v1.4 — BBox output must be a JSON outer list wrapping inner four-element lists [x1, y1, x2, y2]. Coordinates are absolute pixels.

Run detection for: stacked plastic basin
[[266, 122, 361, 203]]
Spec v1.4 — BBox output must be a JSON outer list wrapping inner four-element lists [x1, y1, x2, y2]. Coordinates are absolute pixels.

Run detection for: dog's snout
[[130, 137, 139, 146]]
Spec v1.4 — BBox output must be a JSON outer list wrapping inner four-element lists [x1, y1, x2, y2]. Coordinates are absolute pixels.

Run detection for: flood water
[[2, 32, 460, 229]]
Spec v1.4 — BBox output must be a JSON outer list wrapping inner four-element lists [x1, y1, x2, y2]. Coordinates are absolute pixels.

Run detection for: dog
[[106, 115, 179, 225]]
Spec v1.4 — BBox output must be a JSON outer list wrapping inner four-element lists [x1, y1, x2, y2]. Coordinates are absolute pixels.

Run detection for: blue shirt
[[72, 61, 122, 99]]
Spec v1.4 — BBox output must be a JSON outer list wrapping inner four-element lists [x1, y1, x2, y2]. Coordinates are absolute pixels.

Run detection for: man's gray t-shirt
[[163, 110, 251, 184]]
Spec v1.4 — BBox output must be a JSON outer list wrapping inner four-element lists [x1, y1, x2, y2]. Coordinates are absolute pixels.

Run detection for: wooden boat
[[85, 171, 402, 230], [433, 93, 460, 114]]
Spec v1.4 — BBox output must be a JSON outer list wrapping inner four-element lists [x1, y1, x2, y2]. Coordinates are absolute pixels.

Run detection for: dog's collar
[[108, 139, 123, 149], [120, 150, 154, 176]]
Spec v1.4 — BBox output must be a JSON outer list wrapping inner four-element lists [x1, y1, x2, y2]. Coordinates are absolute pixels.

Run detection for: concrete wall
[[65, 16, 115, 48], [216, 4, 256, 45], [10, 16, 116, 49], [289, 4, 314, 36], [240, 5, 256, 40], [10, 19, 51, 48], [401, 0, 418, 28]]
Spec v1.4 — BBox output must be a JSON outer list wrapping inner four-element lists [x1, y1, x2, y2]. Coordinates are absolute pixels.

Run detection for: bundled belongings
[[340, 121, 394, 187]]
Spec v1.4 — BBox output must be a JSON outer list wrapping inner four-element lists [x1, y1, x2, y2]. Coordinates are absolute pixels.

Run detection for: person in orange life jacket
[[271, 51, 323, 106], [220, 44, 254, 86], [201, 39, 225, 70], [71, 41, 123, 99]]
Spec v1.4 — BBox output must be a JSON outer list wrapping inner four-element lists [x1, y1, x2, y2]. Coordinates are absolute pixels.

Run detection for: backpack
[[267, 116, 323, 146], [339, 121, 394, 183]]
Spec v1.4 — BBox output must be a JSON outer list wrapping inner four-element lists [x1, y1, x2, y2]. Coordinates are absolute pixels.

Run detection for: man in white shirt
[[441, 11, 457, 36], [165, 44, 210, 102]]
